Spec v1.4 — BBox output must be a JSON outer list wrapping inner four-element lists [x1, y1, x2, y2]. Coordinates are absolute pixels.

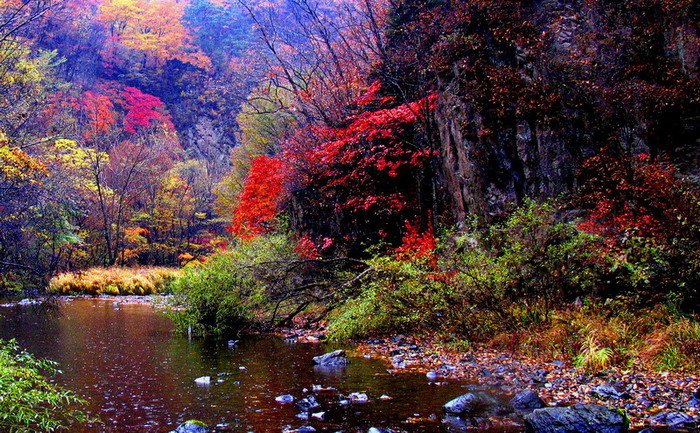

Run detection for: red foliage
[[355, 80, 396, 107], [394, 219, 437, 262], [577, 150, 699, 246], [294, 235, 320, 259], [228, 156, 289, 239], [282, 93, 438, 251], [122, 87, 174, 134], [290, 94, 437, 212]]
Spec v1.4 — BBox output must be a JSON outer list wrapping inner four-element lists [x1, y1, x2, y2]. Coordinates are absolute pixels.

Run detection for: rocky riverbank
[[282, 329, 699, 432]]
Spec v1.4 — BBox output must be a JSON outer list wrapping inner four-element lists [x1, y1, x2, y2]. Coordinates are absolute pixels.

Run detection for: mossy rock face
[[170, 420, 208, 433]]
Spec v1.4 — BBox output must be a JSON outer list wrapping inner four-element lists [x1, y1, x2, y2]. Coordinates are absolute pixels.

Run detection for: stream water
[[0, 298, 519, 433]]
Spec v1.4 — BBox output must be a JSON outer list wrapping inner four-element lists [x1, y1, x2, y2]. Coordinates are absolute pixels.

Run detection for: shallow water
[[0, 298, 519, 433]]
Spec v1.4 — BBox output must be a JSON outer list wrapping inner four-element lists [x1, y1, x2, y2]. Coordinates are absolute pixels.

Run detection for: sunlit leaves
[[98, 0, 212, 70]]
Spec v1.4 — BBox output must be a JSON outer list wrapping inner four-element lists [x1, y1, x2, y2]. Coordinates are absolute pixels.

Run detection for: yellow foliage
[[98, 0, 212, 70], [0, 134, 47, 183], [50, 139, 108, 192]]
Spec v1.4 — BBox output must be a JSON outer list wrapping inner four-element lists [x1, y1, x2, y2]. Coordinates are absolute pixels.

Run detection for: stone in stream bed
[[312, 350, 349, 367], [650, 411, 696, 429], [296, 396, 320, 411], [348, 392, 369, 403], [194, 376, 211, 385], [169, 420, 208, 433], [524, 404, 629, 433], [592, 384, 630, 400], [443, 415, 493, 432], [443, 391, 509, 416], [510, 389, 546, 411], [368, 428, 397, 433], [276, 394, 295, 403]]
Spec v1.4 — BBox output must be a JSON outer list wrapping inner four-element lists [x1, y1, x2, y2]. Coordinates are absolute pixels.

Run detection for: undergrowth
[[327, 200, 700, 372]]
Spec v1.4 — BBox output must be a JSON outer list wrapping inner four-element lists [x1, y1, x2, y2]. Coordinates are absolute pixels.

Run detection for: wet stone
[[276, 394, 295, 403], [592, 384, 630, 400], [651, 411, 696, 429], [524, 404, 629, 433], [443, 392, 504, 416], [312, 350, 349, 367], [170, 420, 208, 433], [296, 396, 320, 411], [510, 389, 546, 411]]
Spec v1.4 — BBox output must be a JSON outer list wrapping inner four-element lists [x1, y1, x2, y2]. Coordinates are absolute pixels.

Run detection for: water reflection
[[0, 299, 516, 433]]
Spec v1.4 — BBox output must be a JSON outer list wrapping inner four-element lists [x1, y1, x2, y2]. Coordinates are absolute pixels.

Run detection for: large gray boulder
[[170, 420, 208, 433], [312, 350, 349, 366], [443, 392, 507, 416], [524, 404, 629, 433]]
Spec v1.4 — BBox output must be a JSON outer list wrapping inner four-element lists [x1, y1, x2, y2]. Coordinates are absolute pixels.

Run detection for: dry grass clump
[[488, 304, 700, 373], [49, 267, 180, 295]]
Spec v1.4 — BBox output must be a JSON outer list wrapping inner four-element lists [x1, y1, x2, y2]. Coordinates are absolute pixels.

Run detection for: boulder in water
[[524, 404, 629, 433], [443, 392, 506, 416], [312, 350, 349, 366], [170, 420, 208, 433], [194, 376, 211, 385], [276, 394, 295, 403], [348, 392, 369, 403], [296, 396, 320, 411]]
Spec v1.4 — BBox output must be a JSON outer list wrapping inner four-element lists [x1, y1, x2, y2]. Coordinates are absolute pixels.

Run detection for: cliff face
[[435, 88, 581, 221], [410, 0, 700, 222]]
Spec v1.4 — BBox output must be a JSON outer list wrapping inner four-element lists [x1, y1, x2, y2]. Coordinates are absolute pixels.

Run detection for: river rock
[[170, 420, 208, 433], [524, 404, 629, 433], [296, 396, 320, 411], [312, 350, 349, 366], [443, 415, 492, 432], [348, 392, 369, 403], [276, 394, 295, 403], [194, 376, 211, 385], [688, 389, 700, 408], [510, 389, 546, 411], [18, 298, 42, 306], [651, 411, 695, 429], [443, 392, 504, 416], [592, 384, 629, 400]]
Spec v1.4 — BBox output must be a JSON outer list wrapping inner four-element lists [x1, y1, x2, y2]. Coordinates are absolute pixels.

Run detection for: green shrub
[[329, 200, 604, 340], [167, 234, 294, 336], [0, 340, 91, 432]]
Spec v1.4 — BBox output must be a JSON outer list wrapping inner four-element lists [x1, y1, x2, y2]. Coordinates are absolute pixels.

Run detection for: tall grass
[[48, 267, 180, 295]]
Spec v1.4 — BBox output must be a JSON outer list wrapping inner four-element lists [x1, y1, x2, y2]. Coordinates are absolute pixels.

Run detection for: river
[[0, 298, 517, 433]]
